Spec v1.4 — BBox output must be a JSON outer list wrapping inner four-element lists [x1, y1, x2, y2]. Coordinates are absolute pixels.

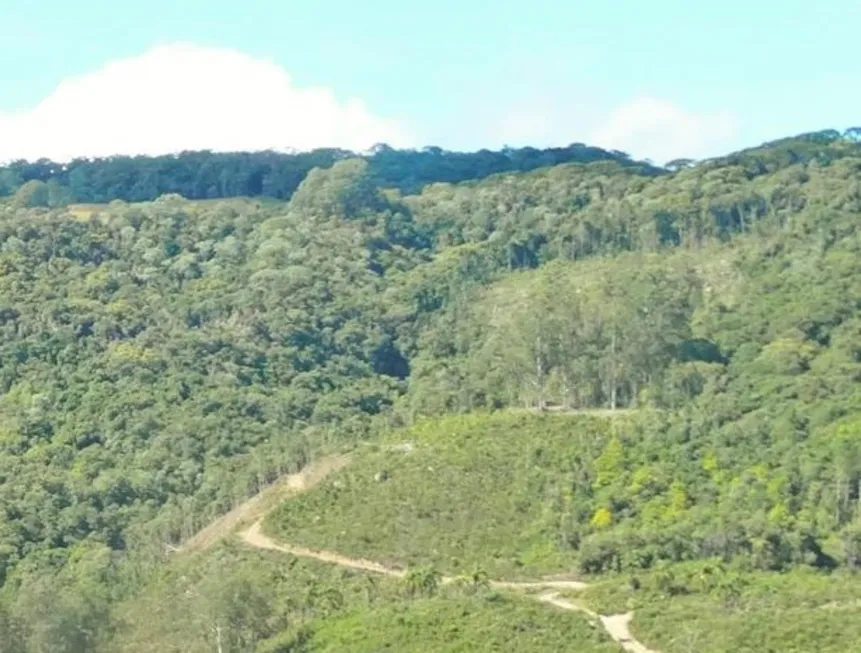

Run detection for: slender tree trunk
[[535, 334, 546, 410], [836, 477, 845, 523], [562, 372, 574, 410], [214, 625, 224, 653], [856, 479, 861, 520], [609, 332, 617, 410]]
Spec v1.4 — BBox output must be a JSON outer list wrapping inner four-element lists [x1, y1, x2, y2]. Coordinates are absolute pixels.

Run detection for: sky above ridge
[[0, 0, 858, 163]]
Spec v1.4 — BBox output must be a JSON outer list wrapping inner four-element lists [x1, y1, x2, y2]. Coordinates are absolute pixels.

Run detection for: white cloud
[[0, 43, 415, 162], [467, 94, 738, 163], [484, 104, 579, 149], [469, 93, 601, 151], [590, 97, 739, 164], [489, 107, 555, 147]]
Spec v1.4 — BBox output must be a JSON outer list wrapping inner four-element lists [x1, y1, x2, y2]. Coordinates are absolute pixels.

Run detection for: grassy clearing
[[265, 412, 625, 578], [577, 566, 861, 653], [109, 542, 404, 652], [110, 540, 615, 653], [273, 594, 620, 653]]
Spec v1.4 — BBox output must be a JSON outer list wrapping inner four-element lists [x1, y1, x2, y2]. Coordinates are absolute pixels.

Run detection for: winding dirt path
[[600, 613, 660, 653], [223, 453, 658, 653], [243, 520, 406, 578], [509, 406, 637, 418], [182, 452, 657, 652], [179, 455, 350, 553], [536, 593, 658, 653], [241, 519, 652, 651], [242, 520, 589, 592]]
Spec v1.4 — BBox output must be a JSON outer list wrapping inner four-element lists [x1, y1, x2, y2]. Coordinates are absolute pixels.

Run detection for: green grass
[[265, 412, 624, 578], [109, 541, 406, 653], [117, 408, 861, 653], [109, 539, 617, 653], [578, 566, 861, 653], [262, 411, 861, 652], [267, 594, 620, 653]]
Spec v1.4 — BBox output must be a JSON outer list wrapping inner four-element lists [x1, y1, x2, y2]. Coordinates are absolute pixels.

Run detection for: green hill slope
[[262, 408, 861, 652], [103, 541, 618, 653], [581, 568, 861, 653], [269, 407, 860, 578], [266, 412, 624, 578], [265, 596, 618, 653], [1, 131, 861, 650]]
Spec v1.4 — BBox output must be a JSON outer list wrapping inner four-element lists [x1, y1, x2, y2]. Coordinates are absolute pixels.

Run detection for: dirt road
[[179, 454, 350, 553], [180, 451, 659, 652], [231, 454, 658, 653]]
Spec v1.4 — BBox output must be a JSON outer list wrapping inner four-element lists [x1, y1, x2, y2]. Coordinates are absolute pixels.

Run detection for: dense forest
[[0, 128, 860, 651], [0, 142, 651, 205]]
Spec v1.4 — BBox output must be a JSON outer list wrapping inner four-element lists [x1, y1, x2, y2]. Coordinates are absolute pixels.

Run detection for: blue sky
[[0, 0, 858, 162]]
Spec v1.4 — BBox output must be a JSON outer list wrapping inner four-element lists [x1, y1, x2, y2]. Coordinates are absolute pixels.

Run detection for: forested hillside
[[0, 129, 859, 651], [0, 142, 649, 205]]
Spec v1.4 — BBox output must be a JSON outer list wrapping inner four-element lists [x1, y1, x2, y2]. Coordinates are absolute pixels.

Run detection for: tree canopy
[[0, 129, 860, 651], [0, 142, 651, 205]]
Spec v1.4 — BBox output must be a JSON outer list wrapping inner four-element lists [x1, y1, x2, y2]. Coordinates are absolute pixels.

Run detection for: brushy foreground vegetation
[[0, 130, 860, 650], [101, 542, 616, 653], [579, 566, 861, 653], [268, 595, 617, 653], [266, 413, 626, 578]]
